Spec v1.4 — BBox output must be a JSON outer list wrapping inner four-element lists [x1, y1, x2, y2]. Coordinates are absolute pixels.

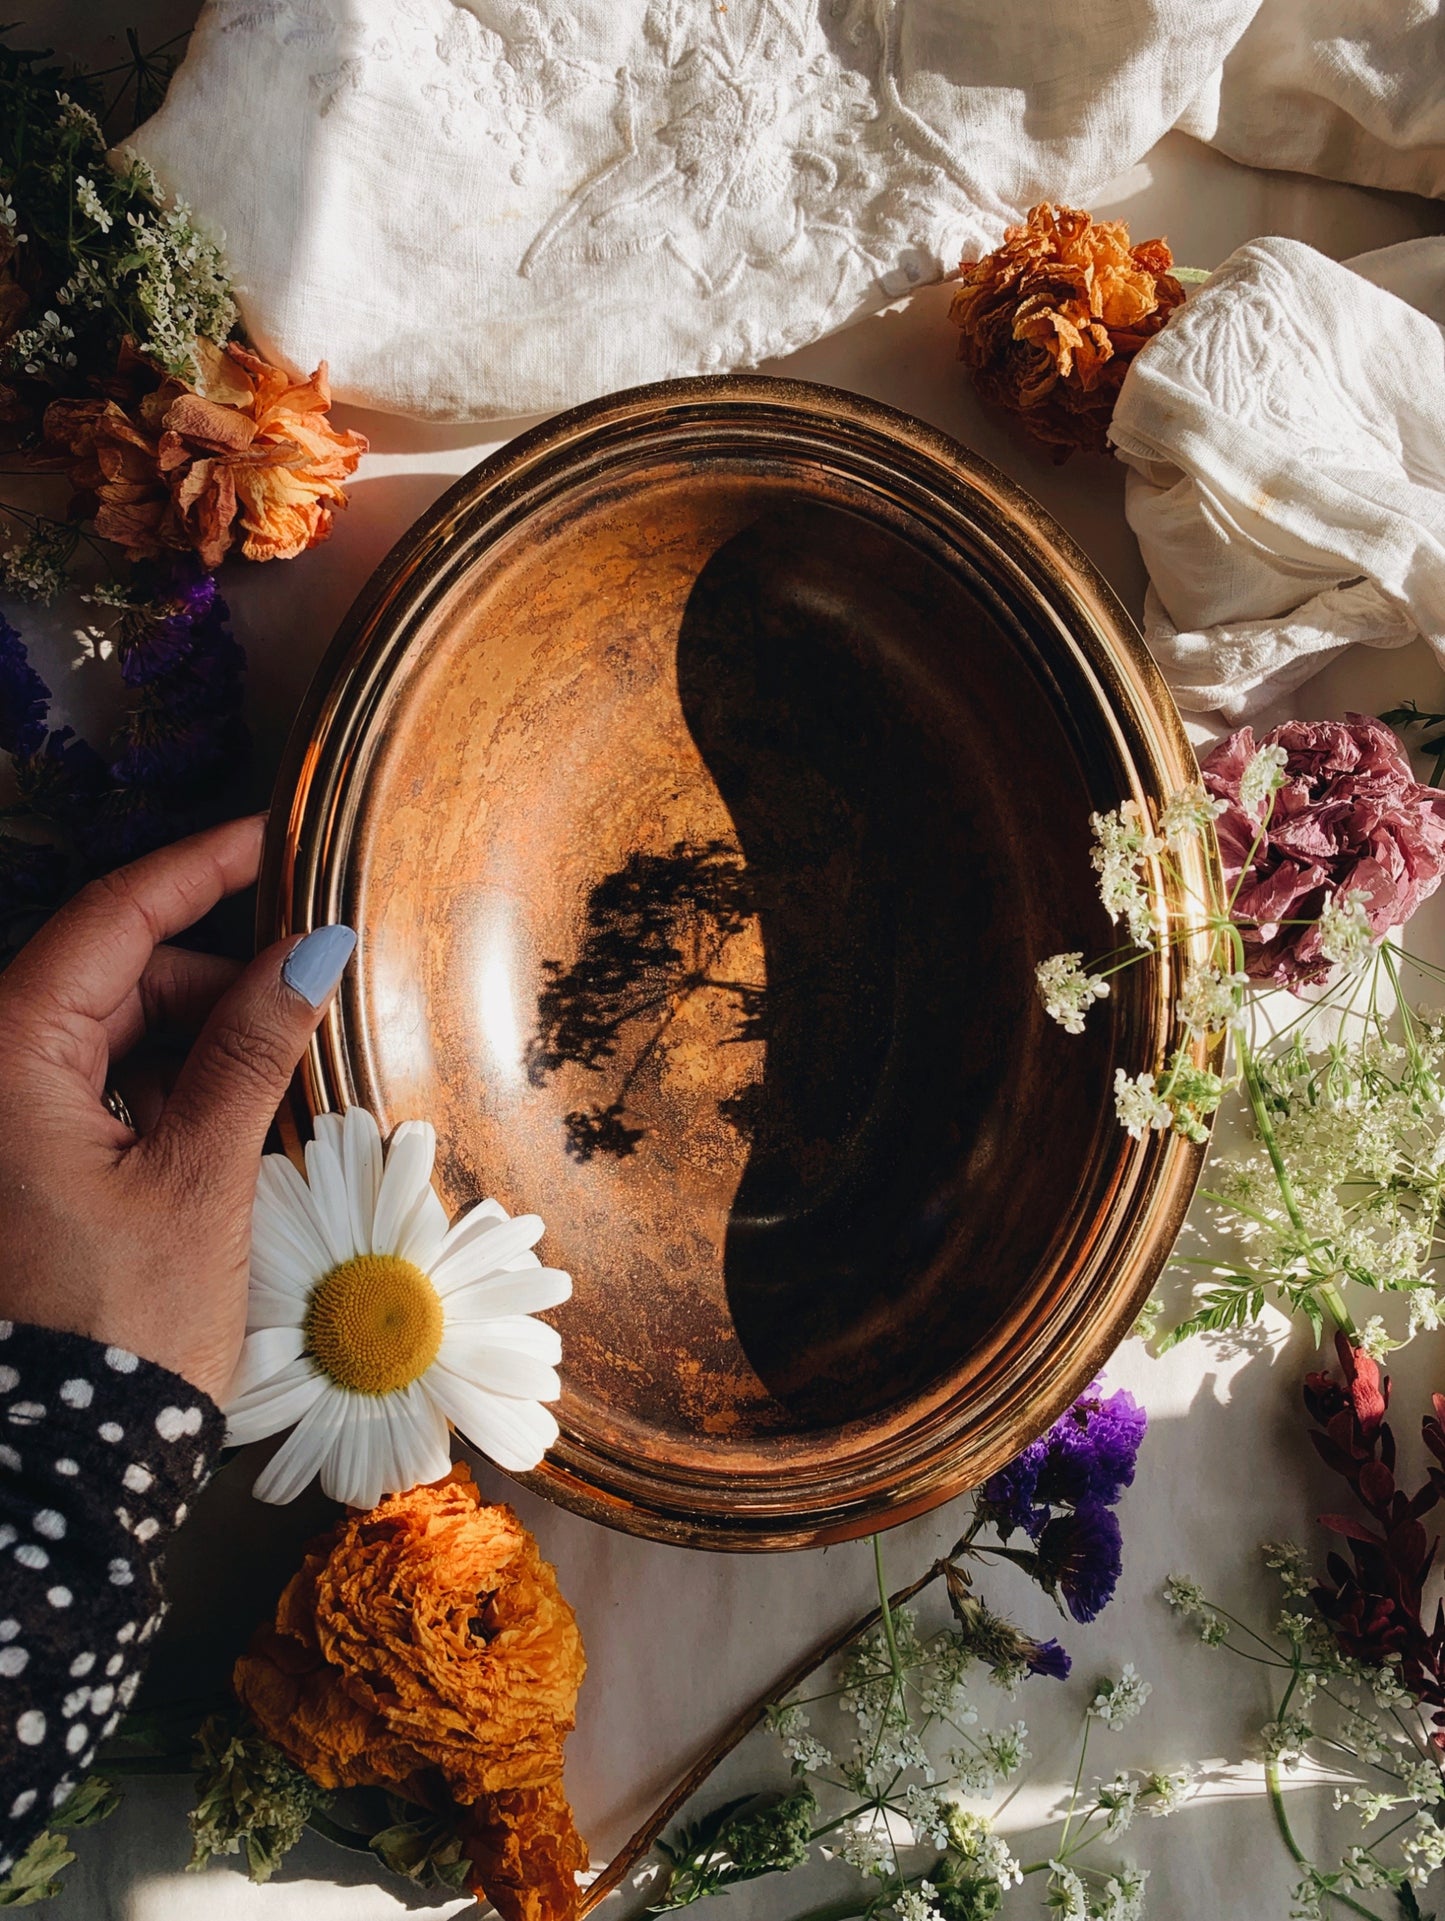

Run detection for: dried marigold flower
[[43, 337, 366, 567], [233, 1465, 586, 1921], [949, 203, 1184, 459]]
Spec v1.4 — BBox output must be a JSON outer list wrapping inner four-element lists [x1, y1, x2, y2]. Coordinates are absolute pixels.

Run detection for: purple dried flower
[[1035, 1384, 1147, 1509], [0, 614, 51, 760], [1025, 1637, 1072, 1680], [978, 1439, 1048, 1542], [1035, 1501, 1123, 1624]]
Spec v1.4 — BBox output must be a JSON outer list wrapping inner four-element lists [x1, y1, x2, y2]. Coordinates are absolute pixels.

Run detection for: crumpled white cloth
[[1178, 0, 1445, 201], [127, 0, 1254, 421], [1109, 236, 1445, 723]]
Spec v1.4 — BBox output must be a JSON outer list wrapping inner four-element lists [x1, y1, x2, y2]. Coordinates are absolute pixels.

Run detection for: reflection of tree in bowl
[[525, 838, 769, 1163]]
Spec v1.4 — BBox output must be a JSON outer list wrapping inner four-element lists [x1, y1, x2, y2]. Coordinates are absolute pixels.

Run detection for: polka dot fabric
[[0, 1323, 221, 1871]]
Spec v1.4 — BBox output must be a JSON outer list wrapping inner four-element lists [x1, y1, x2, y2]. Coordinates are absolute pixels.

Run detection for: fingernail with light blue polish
[[282, 925, 357, 1007]]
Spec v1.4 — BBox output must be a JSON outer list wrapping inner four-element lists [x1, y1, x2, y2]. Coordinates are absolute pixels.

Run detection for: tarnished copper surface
[[260, 377, 1221, 1551]]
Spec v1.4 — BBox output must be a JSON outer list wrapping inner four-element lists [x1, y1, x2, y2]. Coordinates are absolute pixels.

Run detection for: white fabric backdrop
[[7, 7, 1445, 1916], [126, 0, 1258, 419], [10, 114, 1440, 1918]]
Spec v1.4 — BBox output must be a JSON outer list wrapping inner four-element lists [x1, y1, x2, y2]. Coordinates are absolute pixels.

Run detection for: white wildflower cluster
[[1317, 887, 1375, 973], [1239, 741, 1290, 812], [1162, 1574, 1229, 1645], [766, 1701, 836, 1777], [1089, 1665, 1151, 1732], [762, 1596, 1169, 1921], [1403, 1817, 1445, 1884], [74, 174, 112, 234], [1260, 1714, 1314, 1771], [1175, 963, 1248, 1036], [1094, 1867, 1149, 1920], [839, 1813, 890, 1877], [895, 1883, 941, 1921], [1090, 802, 1162, 950], [1157, 781, 1227, 846], [1095, 1774, 1141, 1838], [1144, 1769, 1192, 1817], [0, 523, 70, 603], [1263, 1542, 1313, 1600], [122, 194, 237, 378], [8, 305, 77, 375], [53, 92, 104, 149], [1113, 1069, 1172, 1141], [904, 1784, 950, 1849], [1037, 950, 1111, 1034], [948, 1809, 1023, 1888], [1183, 1023, 1445, 1344], [0, 192, 22, 240], [1047, 1860, 1089, 1919]]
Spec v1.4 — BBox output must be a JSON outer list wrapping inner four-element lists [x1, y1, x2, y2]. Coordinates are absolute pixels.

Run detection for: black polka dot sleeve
[[0, 1320, 223, 1873]]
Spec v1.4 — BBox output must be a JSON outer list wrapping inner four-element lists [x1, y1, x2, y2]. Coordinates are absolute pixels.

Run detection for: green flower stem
[[1265, 1759, 1385, 1921], [1236, 1031, 1355, 1339]]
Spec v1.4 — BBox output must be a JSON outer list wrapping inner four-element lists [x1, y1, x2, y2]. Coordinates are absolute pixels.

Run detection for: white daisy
[[225, 1106, 571, 1510]]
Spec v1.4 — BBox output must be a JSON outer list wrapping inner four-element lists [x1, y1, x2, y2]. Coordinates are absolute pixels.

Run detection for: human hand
[[0, 817, 355, 1402]]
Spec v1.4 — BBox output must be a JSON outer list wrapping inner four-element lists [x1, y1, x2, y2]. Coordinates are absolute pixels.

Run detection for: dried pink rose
[[1201, 715, 1445, 990]]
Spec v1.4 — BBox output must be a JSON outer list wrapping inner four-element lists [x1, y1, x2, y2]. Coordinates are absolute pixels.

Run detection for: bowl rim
[[259, 373, 1223, 1551]]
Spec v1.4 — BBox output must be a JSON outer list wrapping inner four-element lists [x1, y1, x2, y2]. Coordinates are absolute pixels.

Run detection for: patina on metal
[[259, 375, 1222, 1551]]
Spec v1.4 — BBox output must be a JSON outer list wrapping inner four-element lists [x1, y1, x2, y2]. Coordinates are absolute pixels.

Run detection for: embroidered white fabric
[[1109, 236, 1445, 723], [127, 0, 1256, 421]]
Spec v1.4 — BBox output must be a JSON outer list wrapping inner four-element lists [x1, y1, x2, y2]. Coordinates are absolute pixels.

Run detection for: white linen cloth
[[1179, 0, 1445, 201], [1109, 236, 1445, 721], [127, 0, 1256, 420]]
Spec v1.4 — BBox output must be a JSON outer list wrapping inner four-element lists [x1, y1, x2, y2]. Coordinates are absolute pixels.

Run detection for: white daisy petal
[[430, 1214, 547, 1296], [428, 1369, 559, 1473], [246, 1281, 309, 1331], [251, 1385, 349, 1505], [444, 1267, 573, 1323], [435, 1329, 559, 1402], [322, 1395, 397, 1511], [396, 1185, 451, 1272], [304, 1128, 355, 1267], [225, 1326, 307, 1402], [224, 1357, 325, 1447], [254, 1156, 332, 1281], [372, 1122, 437, 1255], [443, 1315, 563, 1368], [343, 1105, 383, 1255]]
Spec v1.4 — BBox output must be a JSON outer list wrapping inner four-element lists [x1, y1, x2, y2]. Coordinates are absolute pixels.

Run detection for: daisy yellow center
[[303, 1254, 444, 1396]]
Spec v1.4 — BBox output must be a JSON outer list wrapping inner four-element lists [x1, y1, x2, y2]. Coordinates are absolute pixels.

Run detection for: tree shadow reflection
[[525, 839, 767, 1163]]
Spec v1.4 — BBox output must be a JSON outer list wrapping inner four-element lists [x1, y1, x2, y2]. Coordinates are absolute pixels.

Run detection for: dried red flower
[[1203, 716, 1445, 989]]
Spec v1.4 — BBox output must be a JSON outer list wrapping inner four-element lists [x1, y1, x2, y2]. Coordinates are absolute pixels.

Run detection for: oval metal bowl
[[260, 376, 1219, 1551]]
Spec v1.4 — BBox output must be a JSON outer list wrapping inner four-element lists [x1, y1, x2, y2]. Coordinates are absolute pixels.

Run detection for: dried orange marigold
[[949, 203, 1184, 458], [233, 1465, 586, 1921]]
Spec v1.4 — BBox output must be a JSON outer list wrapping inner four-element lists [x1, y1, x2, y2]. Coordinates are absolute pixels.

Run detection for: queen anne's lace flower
[[1317, 888, 1375, 972], [1036, 951, 1110, 1034], [1090, 1664, 1151, 1730], [1113, 1069, 1172, 1139], [1175, 964, 1248, 1035]]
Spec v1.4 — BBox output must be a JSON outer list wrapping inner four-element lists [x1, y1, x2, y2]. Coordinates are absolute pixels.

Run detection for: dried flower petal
[[949, 204, 1184, 459]]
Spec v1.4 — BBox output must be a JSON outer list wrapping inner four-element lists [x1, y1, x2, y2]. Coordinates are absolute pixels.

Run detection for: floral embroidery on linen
[[204, 0, 954, 322]]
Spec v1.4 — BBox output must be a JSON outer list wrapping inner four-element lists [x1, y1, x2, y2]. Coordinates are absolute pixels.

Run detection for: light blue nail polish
[[282, 925, 357, 1007]]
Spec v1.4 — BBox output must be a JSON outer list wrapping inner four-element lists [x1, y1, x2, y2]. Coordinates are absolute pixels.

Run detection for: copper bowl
[[260, 376, 1219, 1550]]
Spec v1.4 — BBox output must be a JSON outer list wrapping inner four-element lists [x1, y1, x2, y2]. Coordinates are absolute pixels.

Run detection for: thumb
[[151, 924, 357, 1169]]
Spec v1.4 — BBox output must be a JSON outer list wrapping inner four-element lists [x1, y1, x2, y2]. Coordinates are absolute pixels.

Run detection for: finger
[[103, 947, 244, 1063], [1, 815, 265, 1030], [147, 924, 357, 1176]]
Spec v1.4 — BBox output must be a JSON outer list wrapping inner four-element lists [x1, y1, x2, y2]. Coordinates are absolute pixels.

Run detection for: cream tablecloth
[[14, 13, 1445, 1916]]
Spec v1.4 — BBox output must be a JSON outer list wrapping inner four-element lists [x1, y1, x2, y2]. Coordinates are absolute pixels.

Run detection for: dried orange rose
[[949, 203, 1184, 459], [43, 339, 366, 566], [233, 1465, 586, 1921]]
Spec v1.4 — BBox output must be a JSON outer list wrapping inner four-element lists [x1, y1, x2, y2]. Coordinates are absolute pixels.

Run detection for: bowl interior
[[338, 453, 1123, 1481]]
